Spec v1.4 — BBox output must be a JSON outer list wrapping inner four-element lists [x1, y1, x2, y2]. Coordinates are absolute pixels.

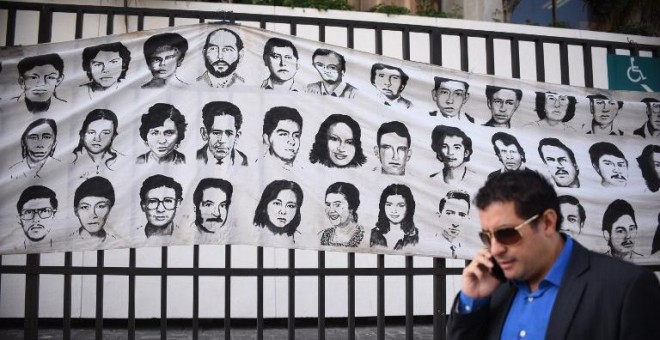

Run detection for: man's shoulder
[[633, 124, 646, 137], [464, 113, 475, 123], [573, 241, 652, 281]]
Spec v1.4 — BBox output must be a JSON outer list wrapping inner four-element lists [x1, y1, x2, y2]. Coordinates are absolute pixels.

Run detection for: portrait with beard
[[14, 53, 66, 113], [197, 28, 245, 88], [193, 178, 233, 234]]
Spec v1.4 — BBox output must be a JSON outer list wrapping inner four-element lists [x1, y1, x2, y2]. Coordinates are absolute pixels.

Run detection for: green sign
[[607, 55, 659, 92]]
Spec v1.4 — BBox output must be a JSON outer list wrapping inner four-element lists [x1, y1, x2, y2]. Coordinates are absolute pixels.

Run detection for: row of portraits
[[12, 174, 660, 260]]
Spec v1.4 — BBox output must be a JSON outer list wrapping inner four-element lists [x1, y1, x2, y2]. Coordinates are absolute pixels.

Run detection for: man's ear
[[463, 92, 470, 104], [140, 203, 146, 212], [541, 209, 558, 234], [263, 133, 271, 146], [200, 127, 209, 141], [235, 130, 241, 140], [513, 100, 521, 111], [406, 148, 412, 161], [602, 230, 611, 242], [374, 145, 379, 157], [55, 74, 64, 86], [486, 99, 492, 110], [431, 89, 438, 101], [18, 76, 25, 87], [238, 49, 245, 61], [592, 162, 599, 173]]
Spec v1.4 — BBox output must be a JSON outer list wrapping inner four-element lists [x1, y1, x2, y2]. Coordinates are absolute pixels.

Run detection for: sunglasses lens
[[495, 228, 522, 245], [478, 232, 491, 247]]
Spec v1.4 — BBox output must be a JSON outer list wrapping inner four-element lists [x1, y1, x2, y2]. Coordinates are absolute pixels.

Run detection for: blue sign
[[607, 55, 659, 92]]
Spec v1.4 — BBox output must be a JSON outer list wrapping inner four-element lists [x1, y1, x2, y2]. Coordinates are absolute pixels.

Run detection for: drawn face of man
[[605, 214, 637, 256], [266, 189, 297, 229], [440, 135, 468, 169], [647, 101, 660, 131], [148, 46, 181, 80], [384, 194, 407, 224], [487, 89, 520, 125], [25, 123, 55, 162], [433, 81, 468, 118], [146, 118, 178, 159], [198, 187, 228, 231], [596, 154, 628, 187], [439, 197, 469, 242], [266, 46, 298, 82], [327, 122, 355, 167], [591, 97, 619, 127], [313, 53, 342, 84], [142, 186, 178, 227], [325, 193, 350, 227], [264, 119, 300, 163], [90, 51, 123, 88], [204, 30, 242, 78], [374, 68, 403, 99], [653, 152, 660, 179], [540, 145, 578, 187], [376, 132, 411, 176], [559, 202, 582, 237], [75, 196, 111, 234], [544, 92, 569, 122], [19, 198, 55, 242], [19, 64, 62, 103], [84, 119, 114, 155], [494, 140, 522, 171], [202, 115, 240, 162]]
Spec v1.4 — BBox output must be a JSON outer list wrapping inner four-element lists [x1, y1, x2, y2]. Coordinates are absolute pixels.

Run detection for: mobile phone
[[491, 258, 506, 282]]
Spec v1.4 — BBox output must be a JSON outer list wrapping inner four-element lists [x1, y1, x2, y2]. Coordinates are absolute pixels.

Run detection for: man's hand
[[462, 248, 502, 299]]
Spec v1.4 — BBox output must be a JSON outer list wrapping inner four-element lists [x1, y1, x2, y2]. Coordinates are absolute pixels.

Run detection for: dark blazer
[[447, 241, 660, 340]]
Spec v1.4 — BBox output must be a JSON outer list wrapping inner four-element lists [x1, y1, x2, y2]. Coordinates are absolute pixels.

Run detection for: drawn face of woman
[[325, 193, 351, 227], [146, 118, 178, 159], [385, 194, 407, 224], [90, 50, 123, 88], [327, 122, 355, 167], [83, 119, 115, 155], [266, 189, 298, 229]]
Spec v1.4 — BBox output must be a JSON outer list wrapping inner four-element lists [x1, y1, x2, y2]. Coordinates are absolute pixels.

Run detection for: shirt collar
[[322, 81, 348, 96]]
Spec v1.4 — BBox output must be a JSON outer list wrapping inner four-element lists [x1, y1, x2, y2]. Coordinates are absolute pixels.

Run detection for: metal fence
[[0, 2, 659, 340]]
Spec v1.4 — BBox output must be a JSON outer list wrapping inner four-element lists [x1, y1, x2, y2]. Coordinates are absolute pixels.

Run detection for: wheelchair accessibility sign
[[608, 55, 659, 92]]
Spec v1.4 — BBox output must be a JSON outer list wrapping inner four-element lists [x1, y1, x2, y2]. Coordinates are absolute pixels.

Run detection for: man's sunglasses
[[478, 214, 539, 247]]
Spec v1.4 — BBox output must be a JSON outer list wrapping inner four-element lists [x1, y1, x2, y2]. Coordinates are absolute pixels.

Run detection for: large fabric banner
[[0, 23, 658, 264]]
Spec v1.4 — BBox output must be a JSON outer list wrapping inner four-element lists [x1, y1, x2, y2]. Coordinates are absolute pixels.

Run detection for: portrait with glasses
[[139, 174, 183, 238], [16, 185, 58, 248], [602, 199, 641, 260]]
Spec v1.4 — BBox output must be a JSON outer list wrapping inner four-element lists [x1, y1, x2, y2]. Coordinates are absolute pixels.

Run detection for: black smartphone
[[491, 258, 506, 282]]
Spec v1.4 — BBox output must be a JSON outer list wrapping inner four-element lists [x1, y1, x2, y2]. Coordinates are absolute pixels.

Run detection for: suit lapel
[[490, 285, 517, 340]]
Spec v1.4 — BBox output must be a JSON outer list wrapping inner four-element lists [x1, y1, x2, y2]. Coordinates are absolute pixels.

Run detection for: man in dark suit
[[196, 101, 248, 168], [447, 170, 660, 340], [633, 97, 660, 138]]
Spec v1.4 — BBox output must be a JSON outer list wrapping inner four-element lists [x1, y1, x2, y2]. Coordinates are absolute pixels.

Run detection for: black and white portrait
[[261, 38, 300, 91], [525, 91, 577, 132], [653, 212, 660, 255], [429, 77, 474, 123], [253, 180, 303, 240], [72, 109, 123, 176], [537, 138, 580, 188], [319, 182, 365, 247], [602, 199, 641, 260], [81, 42, 131, 96], [139, 174, 183, 238], [193, 178, 233, 234], [14, 53, 66, 113], [142, 33, 189, 88], [9, 119, 60, 180], [584, 94, 624, 136], [260, 106, 303, 170], [73, 176, 115, 242], [197, 28, 244, 88], [305, 48, 357, 98], [558, 195, 585, 238], [370, 184, 418, 250], [429, 125, 475, 185], [16, 185, 58, 248], [309, 114, 366, 168], [374, 121, 411, 176], [197, 101, 248, 168], [435, 190, 470, 258], [637, 144, 660, 192], [488, 132, 526, 180], [483, 85, 522, 128], [634, 98, 660, 138], [137, 103, 187, 165], [588, 142, 628, 187], [370, 63, 412, 108]]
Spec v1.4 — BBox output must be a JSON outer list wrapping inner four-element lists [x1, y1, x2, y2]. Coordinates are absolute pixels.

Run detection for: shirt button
[[465, 305, 471, 311], [527, 297, 534, 302], [520, 330, 527, 337]]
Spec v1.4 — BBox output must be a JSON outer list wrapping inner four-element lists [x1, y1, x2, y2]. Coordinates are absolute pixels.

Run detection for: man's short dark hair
[[637, 144, 660, 192], [192, 178, 233, 209], [201, 101, 243, 132], [81, 42, 131, 82], [491, 131, 525, 162], [21, 118, 57, 159], [538, 138, 577, 166], [370, 63, 409, 87], [588, 142, 627, 167], [139, 174, 183, 203], [602, 199, 636, 234], [485, 85, 522, 102], [74, 176, 115, 208], [586, 94, 623, 110], [377, 121, 410, 147], [534, 91, 577, 122], [143, 33, 189, 63], [262, 106, 303, 137], [262, 38, 298, 64], [18, 53, 64, 76], [204, 28, 244, 51], [430, 125, 472, 162], [476, 170, 562, 231], [312, 48, 346, 72], [558, 195, 585, 227], [139, 103, 187, 143], [433, 76, 469, 92], [438, 190, 471, 214], [17, 185, 58, 213]]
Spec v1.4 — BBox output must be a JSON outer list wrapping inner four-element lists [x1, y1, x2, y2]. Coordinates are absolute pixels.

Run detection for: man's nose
[[489, 238, 506, 256], [287, 136, 296, 145], [391, 150, 400, 160], [446, 94, 454, 104]]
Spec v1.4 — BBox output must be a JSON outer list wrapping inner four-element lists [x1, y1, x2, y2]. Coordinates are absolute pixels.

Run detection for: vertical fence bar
[[161, 247, 168, 339], [377, 254, 385, 340], [348, 253, 356, 340], [433, 258, 447, 340], [193, 245, 199, 340], [74, 11, 83, 39], [347, 24, 354, 49], [37, 6, 52, 45], [535, 39, 545, 82], [288, 249, 295, 340], [510, 37, 520, 79], [402, 28, 410, 61], [24, 254, 40, 340], [63, 252, 72, 340], [460, 33, 468, 72], [582, 43, 594, 88], [319, 23, 326, 43], [318, 251, 326, 340], [95, 250, 105, 340], [137, 13, 144, 31], [225, 245, 231, 340], [290, 22, 297, 36], [559, 41, 570, 85], [257, 246, 264, 340], [168, 14, 175, 27], [375, 27, 383, 56], [106, 11, 114, 35], [405, 256, 413, 340], [128, 249, 136, 340], [5, 8, 16, 46], [485, 35, 494, 75], [430, 29, 442, 66]]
